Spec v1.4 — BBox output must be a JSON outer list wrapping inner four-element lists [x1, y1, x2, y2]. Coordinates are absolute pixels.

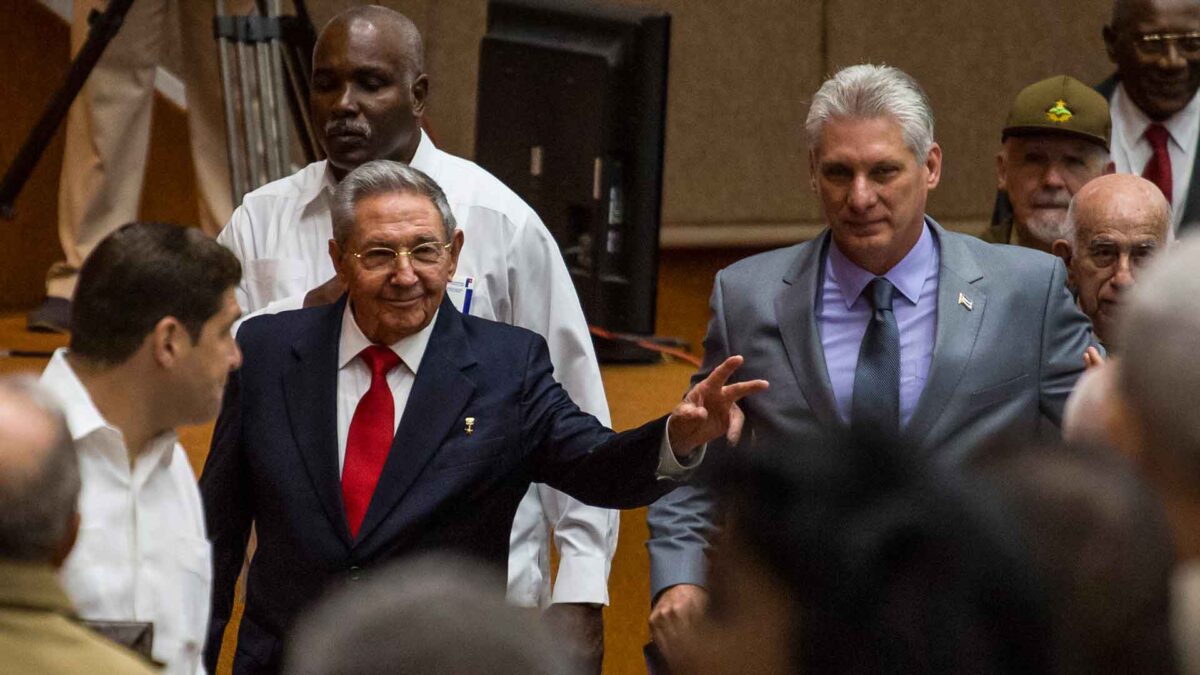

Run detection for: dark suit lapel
[[282, 298, 352, 547], [354, 298, 478, 545], [775, 232, 840, 428], [906, 223, 987, 444]]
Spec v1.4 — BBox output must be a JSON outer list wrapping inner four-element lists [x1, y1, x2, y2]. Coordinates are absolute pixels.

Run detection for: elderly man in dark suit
[[199, 159, 766, 675], [646, 64, 1099, 666]]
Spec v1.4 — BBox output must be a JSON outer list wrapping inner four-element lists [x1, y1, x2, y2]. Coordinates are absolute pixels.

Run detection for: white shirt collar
[[40, 349, 177, 468], [1113, 82, 1200, 150], [337, 301, 438, 374]]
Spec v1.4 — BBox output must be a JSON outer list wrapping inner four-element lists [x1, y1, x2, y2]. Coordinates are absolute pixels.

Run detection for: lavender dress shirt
[[817, 222, 940, 426]]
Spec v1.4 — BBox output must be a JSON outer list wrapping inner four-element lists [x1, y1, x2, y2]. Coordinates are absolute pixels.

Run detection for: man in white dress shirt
[[1102, 0, 1200, 234], [214, 7, 616, 667], [39, 222, 244, 675]]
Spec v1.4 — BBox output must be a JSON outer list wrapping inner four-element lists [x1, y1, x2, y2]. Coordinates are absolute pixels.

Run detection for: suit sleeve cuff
[[550, 554, 612, 605], [656, 417, 705, 479]]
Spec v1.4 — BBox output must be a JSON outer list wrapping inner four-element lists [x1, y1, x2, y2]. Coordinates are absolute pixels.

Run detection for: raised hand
[[667, 355, 769, 458]]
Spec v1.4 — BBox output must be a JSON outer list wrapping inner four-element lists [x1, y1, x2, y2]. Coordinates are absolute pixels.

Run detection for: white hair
[[331, 160, 457, 246], [805, 64, 935, 159]]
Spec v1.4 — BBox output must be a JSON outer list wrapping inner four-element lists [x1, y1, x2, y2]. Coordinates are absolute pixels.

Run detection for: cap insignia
[[1045, 99, 1073, 123]]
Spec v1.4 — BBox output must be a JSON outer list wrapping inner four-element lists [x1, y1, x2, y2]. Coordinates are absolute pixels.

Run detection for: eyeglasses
[[1132, 31, 1200, 59], [350, 241, 452, 271], [1085, 240, 1160, 269]]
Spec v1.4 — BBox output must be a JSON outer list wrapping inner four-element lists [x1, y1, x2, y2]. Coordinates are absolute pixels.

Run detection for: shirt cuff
[[656, 417, 705, 479], [550, 554, 612, 606]]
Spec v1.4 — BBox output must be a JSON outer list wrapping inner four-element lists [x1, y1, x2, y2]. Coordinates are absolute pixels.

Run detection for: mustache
[[325, 120, 370, 137]]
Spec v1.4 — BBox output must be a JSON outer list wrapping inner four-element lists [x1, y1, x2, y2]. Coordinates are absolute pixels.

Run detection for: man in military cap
[[983, 76, 1115, 250]]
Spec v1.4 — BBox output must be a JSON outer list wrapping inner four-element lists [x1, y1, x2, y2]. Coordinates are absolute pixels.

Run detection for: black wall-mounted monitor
[[475, 0, 670, 362]]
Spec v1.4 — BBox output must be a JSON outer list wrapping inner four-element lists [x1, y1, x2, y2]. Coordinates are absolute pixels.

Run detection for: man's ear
[[1103, 160, 1116, 175], [51, 511, 80, 568], [411, 73, 429, 117], [1052, 238, 1076, 280], [808, 150, 819, 193], [329, 239, 347, 280], [996, 150, 1008, 191], [446, 229, 465, 279], [150, 316, 188, 368], [924, 142, 943, 190], [1102, 25, 1119, 64]]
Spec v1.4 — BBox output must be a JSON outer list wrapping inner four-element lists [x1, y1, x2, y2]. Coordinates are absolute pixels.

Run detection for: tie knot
[[1145, 123, 1171, 150], [867, 277, 896, 311], [359, 345, 401, 378]]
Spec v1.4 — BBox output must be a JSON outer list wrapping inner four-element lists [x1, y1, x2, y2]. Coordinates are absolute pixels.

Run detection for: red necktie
[[1143, 123, 1173, 205], [342, 345, 402, 537]]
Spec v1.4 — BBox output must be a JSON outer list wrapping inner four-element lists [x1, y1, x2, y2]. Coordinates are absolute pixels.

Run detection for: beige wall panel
[[825, 0, 1114, 221], [422, 0, 825, 226]]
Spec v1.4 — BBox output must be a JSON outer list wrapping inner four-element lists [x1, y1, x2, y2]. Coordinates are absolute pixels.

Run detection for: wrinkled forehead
[[351, 192, 444, 240]]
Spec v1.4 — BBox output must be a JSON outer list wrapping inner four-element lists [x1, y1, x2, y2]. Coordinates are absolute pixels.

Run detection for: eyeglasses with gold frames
[[350, 241, 453, 271], [1133, 31, 1200, 58]]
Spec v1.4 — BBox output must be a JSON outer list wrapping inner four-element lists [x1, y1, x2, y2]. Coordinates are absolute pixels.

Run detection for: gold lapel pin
[[958, 292, 974, 311], [465, 417, 475, 436]]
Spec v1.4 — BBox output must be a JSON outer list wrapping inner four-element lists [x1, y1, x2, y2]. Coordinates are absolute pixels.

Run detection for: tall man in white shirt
[[1102, 0, 1200, 234], [39, 222, 245, 675], [215, 7, 616, 667]]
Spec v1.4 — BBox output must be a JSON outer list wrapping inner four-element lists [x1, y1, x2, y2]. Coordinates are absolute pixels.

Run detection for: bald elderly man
[[1053, 174, 1171, 348]]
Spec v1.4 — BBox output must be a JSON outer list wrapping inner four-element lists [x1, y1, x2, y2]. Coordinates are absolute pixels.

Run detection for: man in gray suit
[[646, 64, 1098, 663]]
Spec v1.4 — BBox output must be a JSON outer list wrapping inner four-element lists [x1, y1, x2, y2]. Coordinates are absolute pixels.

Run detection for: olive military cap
[[1003, 75, 1111, 150]]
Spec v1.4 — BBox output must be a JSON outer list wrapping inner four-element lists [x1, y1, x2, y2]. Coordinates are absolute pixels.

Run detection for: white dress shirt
[[217, 130, 617, 607], [40, 350, 211, 675], [1110, 83, 1200, 233], [336, 304, 435, 469]]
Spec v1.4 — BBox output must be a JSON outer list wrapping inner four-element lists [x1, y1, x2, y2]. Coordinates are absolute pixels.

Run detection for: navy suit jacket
[[200, 296, 674, 674]]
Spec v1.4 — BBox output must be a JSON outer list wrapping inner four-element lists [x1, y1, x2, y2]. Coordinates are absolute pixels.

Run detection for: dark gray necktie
[[852, 277, 900, 434]]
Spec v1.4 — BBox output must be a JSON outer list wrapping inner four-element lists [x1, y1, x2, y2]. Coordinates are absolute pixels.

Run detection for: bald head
[[1070, 174, 1171, 245], [319, 6, 424, 73], [0, 377, 79, 564], [1056, 174, 1169, 346], [312, 6, 429, 178]]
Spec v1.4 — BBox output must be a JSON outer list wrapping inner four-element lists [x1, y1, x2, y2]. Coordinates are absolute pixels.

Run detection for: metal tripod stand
[[215, 0, 322, 203]]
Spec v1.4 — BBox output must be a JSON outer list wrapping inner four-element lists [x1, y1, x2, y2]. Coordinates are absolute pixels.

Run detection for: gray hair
[[0, 376, 80, 562], [330, 160, 457, 247], [286, 554, 575, 675], [1117, 237, 1200, 484], [806, 64, 936, 160]]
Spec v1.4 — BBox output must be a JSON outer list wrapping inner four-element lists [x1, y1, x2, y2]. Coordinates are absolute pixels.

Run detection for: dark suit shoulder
[[236, 303, 337, 351], [456, 310, 546, 359]]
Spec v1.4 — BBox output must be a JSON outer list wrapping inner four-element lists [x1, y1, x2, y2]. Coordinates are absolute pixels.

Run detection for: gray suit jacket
[[646, 218, 1097, 597]]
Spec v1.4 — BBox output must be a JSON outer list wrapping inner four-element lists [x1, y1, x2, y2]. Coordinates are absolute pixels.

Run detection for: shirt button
[[349, 565, 363, 581]]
